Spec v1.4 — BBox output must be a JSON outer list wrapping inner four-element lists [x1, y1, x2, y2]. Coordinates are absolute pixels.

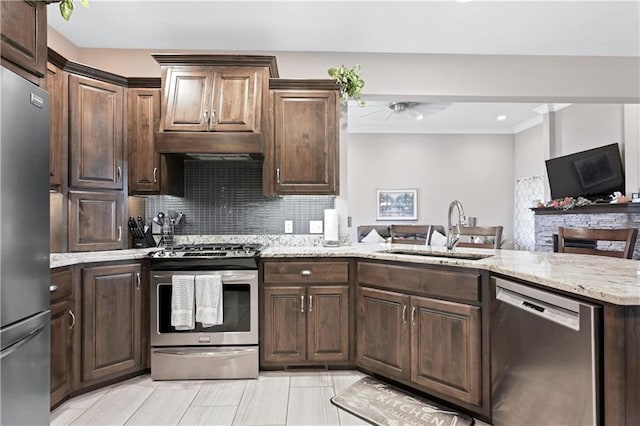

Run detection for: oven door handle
[[152, 274, 256, 283], [153, 348, 255, 358]]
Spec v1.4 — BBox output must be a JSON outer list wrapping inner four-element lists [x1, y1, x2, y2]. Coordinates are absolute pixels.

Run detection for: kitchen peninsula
[[50, 243, 640, 424]]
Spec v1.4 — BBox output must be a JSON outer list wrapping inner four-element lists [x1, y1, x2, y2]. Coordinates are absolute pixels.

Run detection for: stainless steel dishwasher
[[491, 277, 601, 426]]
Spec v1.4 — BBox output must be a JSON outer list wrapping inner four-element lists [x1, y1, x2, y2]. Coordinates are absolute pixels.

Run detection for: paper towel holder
[[323, 208, 340, 247]]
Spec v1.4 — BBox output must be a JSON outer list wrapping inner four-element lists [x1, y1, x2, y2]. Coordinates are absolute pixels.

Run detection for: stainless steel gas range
[[149, 243, 263, 380]]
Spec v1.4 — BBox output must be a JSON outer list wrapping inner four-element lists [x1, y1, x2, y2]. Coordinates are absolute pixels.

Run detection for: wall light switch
[[309, 220, 323, 234], [284, 220, 293, 234]]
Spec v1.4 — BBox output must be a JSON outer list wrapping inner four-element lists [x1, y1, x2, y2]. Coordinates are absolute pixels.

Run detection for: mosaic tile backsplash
[[144, 160, 335, 235]]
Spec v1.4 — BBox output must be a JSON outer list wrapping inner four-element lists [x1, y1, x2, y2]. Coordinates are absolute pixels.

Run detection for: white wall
[[514, 124, 544, 179], [48, 28, 640, 103], [513, 104, 637, 197], [48, 28, 639, 242], [347, 133, 515, 246], [554, 104, 624, 157], [624, 105, 640, 195]]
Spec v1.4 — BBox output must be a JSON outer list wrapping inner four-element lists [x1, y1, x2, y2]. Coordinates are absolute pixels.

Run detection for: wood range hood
[[152, 54, 279, 161], [154, 131, 265, 160]]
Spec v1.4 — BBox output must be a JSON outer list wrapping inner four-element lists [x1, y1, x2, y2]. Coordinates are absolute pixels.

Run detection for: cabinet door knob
[[117, 166, 122, 181], [68, 310, 76, 330], [309, 295, 313, 312], [136, 272, 141, 290], [300, 270, 312, 276], [300, 295, 305, 313], [49, 284, 58, 293], [276, 168, 281, 184], [411, 306, 416, 325], [402, 305, 407, 324], [153, 167, 158, 183], [211, 109, 217, 125], [117, 226, 122, 242]]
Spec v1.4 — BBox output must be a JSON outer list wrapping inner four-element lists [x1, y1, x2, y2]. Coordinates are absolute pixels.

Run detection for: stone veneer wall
[[534, 208, 640, 259]]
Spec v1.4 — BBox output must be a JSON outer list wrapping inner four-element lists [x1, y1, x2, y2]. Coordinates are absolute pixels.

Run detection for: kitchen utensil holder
[[161, 219, 175, 248]]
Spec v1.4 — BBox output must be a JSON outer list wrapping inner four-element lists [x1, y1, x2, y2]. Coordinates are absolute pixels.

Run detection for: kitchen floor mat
[[331, 376, 475, 426]]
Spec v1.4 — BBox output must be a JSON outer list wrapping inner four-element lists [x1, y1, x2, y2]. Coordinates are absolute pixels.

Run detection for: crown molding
[[534, 103, 572, 115], [513, 115, 544, 134]]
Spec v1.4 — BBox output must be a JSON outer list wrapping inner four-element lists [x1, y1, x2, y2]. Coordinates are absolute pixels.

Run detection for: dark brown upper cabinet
[[151, 55, 278, 155], [0, 0, 47, 86], [127, 87, 162, 192], [127, 86, 184, 196], [267, 80, 340, 196], [68, 190, 125, 252], [69, 75, 124, 190], [47, 61, 66, 189], [161, 67, 261, 132]]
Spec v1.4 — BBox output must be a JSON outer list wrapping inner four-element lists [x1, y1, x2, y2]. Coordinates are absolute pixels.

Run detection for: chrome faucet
[[446, 200, 467, 250]]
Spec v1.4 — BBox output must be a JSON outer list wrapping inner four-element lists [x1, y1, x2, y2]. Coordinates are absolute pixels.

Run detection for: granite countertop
[[51, 242, 640, 306], [50, 248, 156, 268]]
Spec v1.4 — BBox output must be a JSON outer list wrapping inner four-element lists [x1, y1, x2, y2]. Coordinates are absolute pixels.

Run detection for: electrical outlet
[[309, 220, 323, 234], [284, 220, 293, 234]]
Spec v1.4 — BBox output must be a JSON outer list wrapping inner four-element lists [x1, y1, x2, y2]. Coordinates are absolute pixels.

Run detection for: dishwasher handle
[[496, 286, 581, 331]]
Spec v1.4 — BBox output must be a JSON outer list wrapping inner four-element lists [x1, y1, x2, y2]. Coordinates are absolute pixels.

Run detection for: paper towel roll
[[324, 209, 339, 242]]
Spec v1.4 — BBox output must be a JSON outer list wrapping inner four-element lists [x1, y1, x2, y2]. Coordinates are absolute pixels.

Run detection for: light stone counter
[[261, 243, 640, 306], [50, 248, 156, 268], [50, 242, 640, 306]]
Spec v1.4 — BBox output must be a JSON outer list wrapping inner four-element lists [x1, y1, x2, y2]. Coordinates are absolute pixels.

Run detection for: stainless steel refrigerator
[[0, 66, 51, 425]]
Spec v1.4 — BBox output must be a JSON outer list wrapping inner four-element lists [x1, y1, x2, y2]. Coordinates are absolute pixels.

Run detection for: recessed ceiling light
[[497, 115, 507, 121]]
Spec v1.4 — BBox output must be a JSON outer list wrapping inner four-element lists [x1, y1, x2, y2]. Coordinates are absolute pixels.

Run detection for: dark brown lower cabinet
[[50, 267, 75, 409], [262, 285, 349, 365], [357, 287, 410, 380], [410, 296, 481, 406], [81, 263, 143, 385], [261, 259, 351, 367], [307, 285, 349, 362], [356, 261, 484, 411], [263, 286, 307, 363]]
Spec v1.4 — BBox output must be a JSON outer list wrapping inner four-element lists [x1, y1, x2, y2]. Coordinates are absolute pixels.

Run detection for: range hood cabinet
[[154, 131, 264, 159], [152, 54, 278, 157]]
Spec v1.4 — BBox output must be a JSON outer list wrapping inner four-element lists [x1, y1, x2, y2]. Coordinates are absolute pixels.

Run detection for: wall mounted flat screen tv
[[545, 143, 624, 201]]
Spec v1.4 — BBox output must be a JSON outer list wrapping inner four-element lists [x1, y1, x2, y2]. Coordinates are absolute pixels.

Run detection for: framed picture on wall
[[376, 189, 418, 220]]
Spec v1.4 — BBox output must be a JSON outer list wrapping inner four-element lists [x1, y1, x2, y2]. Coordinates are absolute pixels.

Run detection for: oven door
[[151, 271, 258, 346]]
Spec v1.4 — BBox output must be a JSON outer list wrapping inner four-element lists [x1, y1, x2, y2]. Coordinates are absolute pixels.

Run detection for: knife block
[[133, 229, 157, 248]]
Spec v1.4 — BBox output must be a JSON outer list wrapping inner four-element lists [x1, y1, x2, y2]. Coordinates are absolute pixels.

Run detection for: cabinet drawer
[[50, 268, 72, 303], [358, 262, 480, 303], [264, 261, 349, 284]]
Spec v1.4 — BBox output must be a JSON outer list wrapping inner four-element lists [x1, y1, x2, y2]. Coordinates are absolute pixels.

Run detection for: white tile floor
[[50, 371, 491, 426]]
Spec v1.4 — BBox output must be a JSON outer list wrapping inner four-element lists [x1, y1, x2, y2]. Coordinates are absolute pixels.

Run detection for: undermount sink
[[384, 249, 494, 260]]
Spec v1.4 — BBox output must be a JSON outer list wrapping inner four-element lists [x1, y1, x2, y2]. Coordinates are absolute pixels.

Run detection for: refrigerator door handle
[[0, 324, 45, 360]]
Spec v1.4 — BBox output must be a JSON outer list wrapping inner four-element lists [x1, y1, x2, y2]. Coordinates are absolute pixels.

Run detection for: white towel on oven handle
[[195, 274, 223, 327], [171, 275, 195, 330]]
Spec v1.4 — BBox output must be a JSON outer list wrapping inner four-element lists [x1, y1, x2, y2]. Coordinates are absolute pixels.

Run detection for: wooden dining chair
[[557, 227, 638, 259], [390, 225, 431, 245], [455, 225, 504, 249]]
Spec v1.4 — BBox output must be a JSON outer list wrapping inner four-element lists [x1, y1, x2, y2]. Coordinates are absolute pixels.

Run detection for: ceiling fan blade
[[414, 102, 451, 113], [359, 107, 387, 118]]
